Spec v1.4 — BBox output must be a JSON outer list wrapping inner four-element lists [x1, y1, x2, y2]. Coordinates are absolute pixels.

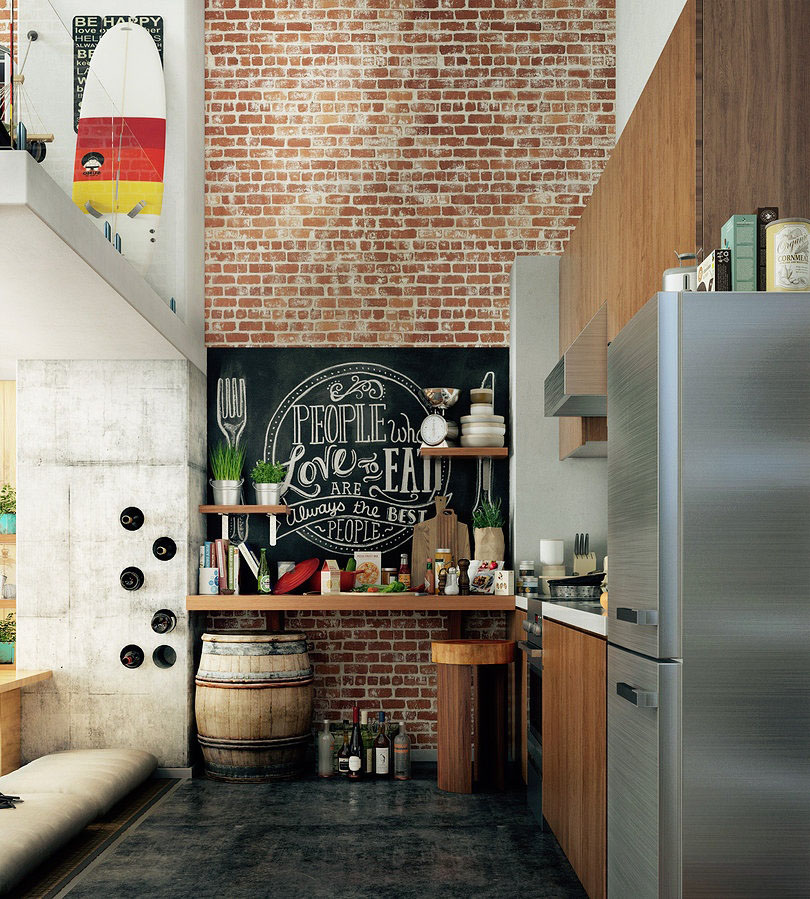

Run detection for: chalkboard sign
[[207, 348, 509, 568], [72, 15, 164, 132]]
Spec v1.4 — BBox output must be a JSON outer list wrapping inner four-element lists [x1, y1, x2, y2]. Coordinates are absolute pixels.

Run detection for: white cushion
[[0, 748, 157, 816], [0, 792, 97, 894]]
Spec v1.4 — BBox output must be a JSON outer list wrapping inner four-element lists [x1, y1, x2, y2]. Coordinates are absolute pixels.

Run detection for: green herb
[[0, 484, 15, 515], [472, 498, 504, 529], [250, 460, 286, 484], [209, 442, 246, 481], [0, 612, 15, 644], [352, 580, 407, 594]]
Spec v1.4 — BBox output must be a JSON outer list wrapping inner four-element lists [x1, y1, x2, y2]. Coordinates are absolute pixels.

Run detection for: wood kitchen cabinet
[[557, 0, 810, 459], [542, 618, 606, 899]]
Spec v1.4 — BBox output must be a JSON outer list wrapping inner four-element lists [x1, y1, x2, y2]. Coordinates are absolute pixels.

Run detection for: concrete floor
[[64, 766, 586, 898]]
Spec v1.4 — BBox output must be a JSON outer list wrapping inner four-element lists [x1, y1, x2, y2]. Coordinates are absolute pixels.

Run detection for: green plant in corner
[[0, 611, 15, 644], [209, 442, 246, 481], [250, 460, 286, 484], [472, 498, 504, 529], [0, 484, 15, 515]]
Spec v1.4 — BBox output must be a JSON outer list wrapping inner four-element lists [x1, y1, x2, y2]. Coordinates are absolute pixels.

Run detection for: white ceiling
[[0, 153, 205, 377]]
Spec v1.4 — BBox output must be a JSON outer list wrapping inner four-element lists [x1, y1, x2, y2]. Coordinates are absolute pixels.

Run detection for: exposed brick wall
[[203, 0, 615, 748], [204, 0, 615, 348]]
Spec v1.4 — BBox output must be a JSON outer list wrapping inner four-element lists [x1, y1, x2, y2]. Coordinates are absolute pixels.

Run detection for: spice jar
[[381, 567, 397, 585]]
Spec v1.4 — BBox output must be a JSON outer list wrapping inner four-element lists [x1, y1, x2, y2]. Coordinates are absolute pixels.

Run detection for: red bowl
[[307, 569, 356, 593]]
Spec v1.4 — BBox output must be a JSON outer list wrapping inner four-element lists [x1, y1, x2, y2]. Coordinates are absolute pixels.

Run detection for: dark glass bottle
[[120, 567, 144, 591], [373, 711, 391, 777], [347, 706, 364, 779], [119, 507, 144, 531], [152, 537, 177, 561], [337, 722, 351, 776], [120, 645, 144, 669], [151, 610, 177, 634]]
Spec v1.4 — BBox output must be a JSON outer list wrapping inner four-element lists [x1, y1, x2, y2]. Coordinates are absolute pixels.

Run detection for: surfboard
[[72, 21, 165, 274]]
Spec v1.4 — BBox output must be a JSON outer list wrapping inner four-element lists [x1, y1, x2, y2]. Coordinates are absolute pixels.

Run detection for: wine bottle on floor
[[348, 706, 364, 779], [360, 709, 373, 774], [374, 711, 391, 777], [337, 722, 351, 776], [394, 722, 411, 781], [317, 720, 334, 778]]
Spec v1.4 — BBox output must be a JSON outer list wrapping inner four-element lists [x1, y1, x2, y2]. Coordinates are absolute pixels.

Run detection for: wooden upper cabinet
[[557, 0, 810, 458]]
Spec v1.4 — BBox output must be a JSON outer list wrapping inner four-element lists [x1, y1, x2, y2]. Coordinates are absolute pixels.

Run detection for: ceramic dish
[[462, 423, 506, 435], [460, 414, 505, 424], [470, 403, 495, 416], [470, 388, 494, 405], [461, 434, 505, 447]]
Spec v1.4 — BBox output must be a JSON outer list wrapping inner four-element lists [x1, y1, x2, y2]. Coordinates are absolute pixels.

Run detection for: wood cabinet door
[[542, 619, 607, 899], [510, 610, 528, 784]]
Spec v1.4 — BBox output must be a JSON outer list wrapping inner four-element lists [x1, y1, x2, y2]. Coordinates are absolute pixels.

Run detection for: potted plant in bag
[[209, 442, 246, 505], [0, 484, 15, 535], [0, 611, 15, 664], [250, 459, 288, 505], [472, 498, 505, 561]]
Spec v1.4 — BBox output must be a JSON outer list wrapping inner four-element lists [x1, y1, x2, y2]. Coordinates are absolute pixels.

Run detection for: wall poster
[[72, 14, 164, 132]]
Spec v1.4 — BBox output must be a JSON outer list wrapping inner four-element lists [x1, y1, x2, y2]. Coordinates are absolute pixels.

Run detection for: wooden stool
[[431, 639, 515, 794]]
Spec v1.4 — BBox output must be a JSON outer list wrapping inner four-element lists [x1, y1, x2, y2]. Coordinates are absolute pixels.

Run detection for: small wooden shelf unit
[[0, 535, 15, 544], [418, 447, 508, 458], [200, 504, 288, 545], [186, 594, 517, 612]]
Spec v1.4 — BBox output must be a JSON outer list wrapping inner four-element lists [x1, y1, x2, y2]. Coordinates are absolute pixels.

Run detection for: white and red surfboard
[[72, 21, 165, 274]]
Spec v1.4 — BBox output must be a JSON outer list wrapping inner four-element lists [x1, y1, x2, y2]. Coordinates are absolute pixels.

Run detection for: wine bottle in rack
[[150, 610, 177, 634], [152, 537, 177, 561], [120, 645, 144, 669], [119, 507, 144, 531], [120, 567, 144, 591]]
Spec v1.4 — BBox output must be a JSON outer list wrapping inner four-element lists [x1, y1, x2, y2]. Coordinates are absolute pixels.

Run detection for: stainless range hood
[[544, 303, 607, 416]]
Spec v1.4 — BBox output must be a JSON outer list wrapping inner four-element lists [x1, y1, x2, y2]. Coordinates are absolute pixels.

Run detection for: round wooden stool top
[[431, 639, 515, 666]]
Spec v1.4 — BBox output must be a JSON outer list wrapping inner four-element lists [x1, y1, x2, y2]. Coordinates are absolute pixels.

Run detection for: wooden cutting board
[[411, 496, 471, 589]]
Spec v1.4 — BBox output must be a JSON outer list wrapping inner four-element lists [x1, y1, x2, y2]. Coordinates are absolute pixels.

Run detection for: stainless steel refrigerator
[[607, 291, 810, 898]]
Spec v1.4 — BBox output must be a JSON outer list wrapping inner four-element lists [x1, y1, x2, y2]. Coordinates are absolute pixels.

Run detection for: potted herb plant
[[209, 442, 246, 505], [250, 459, 288, 505], [0, 611, 15, 664], [472, 498, 505, 561], [0, 484, 15, 535]]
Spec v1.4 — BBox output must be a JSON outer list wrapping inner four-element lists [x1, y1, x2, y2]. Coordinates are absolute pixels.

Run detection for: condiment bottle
[[424, 560, 434, 594], [445, 566, 460, 595], [398, 553, 411, 589], [458, 558, 470, 595]]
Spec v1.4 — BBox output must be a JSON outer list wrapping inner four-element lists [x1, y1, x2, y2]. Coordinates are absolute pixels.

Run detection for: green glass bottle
[[258, 548, 271, 594]]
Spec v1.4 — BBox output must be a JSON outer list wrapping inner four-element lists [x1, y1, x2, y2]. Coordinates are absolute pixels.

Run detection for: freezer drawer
[[608, 645, 681, 898]]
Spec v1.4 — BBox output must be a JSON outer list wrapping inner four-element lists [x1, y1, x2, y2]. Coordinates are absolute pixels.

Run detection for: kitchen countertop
[[542, 600, 607, 637], [515, 595, 528, 612]]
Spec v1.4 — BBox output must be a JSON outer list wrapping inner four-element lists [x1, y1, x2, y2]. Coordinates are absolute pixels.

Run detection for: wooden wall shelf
[[0, 599, 15, 610], [186, 594, 517, 612], [0, 535, 15, 544], [419, 447, 508, 458], [199, 505, 288, 515]]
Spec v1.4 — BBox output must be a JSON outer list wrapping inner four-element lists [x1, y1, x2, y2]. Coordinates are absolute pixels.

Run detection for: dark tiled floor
[[66, 766, 586, 899]]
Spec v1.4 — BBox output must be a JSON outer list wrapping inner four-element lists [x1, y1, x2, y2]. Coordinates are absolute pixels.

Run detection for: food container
[[470, 387, 494, 405], [766, 218, 810, 291], [539, 539, 564, 567], [381, 567, 397, 585], [662, 251, 699, 291], [353, 553, 382, 586]]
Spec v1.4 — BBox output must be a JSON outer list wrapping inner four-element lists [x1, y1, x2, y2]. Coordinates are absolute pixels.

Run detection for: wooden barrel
[[195, 631, 314, 782]]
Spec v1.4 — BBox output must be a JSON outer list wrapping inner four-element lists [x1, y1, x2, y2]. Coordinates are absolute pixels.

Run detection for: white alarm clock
[[420, 413, 449, 447]]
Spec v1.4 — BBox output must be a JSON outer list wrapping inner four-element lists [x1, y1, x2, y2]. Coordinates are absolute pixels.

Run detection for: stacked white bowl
[[460, 388, 505, 447]]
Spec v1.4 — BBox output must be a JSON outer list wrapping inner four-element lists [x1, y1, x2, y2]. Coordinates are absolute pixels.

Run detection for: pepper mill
[[437, 567, 448, 595], [458, 558, 470, 595]]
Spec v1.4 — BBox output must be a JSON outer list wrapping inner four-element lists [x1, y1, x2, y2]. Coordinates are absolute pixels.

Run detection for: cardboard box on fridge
[[320, 560, 341, 594]]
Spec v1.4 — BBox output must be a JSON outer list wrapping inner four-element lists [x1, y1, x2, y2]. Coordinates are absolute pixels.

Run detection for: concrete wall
[[616, 0, 687, 136], [16, 360, 206, 767], [509, 256, 607, 573]]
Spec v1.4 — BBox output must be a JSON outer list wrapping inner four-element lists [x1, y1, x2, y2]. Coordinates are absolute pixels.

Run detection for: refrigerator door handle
[[616, 682, 659, 708], [616, 607, 659, 626]]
